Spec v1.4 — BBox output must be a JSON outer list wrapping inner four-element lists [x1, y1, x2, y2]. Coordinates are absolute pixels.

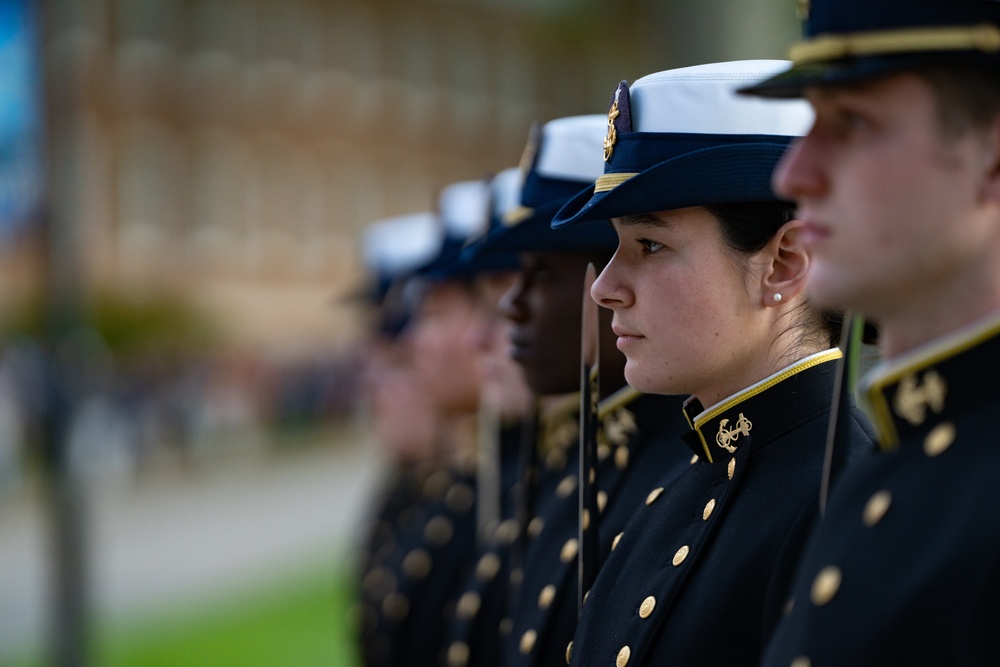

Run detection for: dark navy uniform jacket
[[503, 387, 692, 667], [357, 460, 479, 667], [568, 351, 877, 667], [763, 318, 1000, 666], [441, 421, 526, 667]]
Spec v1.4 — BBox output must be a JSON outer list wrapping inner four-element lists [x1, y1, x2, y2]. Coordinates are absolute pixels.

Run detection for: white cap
[[629, 60, 814, 136], [362, 212, 440, 277], [438, 179, 491, 240], [535, 114, 608, 182], [490, 168, 524, 221]]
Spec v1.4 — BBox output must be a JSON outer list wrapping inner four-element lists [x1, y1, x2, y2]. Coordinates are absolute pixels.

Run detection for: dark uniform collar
[[680, 349, 843, 463], [538, 392, 580, 453], [861, 310, 1000, 451]]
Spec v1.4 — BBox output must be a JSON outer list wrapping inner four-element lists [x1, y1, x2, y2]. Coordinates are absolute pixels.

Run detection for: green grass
[[11, 558, 362, 667]]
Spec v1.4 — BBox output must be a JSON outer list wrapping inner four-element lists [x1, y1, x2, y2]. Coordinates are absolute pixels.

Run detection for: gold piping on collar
[[789, 24, 1000, 65], [693, 348, 843, 429], [685, 349, 841, 463], [862, 310, 1000, 450], [865, 311, 1000, 391], [594, 172, 638, 193], [598, 385, 642, 419]]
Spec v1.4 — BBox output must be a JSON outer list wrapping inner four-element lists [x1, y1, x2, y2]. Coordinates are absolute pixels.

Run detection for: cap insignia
[[603, 102, 620, 162], [518, 121, 541, 177], [603, 81, 632, 162]]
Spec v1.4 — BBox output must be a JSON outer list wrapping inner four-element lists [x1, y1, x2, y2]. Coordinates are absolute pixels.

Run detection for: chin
[[623, 364, 659, 394], [806, 265, 859, 313]]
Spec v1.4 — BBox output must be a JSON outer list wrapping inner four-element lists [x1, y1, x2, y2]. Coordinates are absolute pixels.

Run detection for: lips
[[797, 215, 831, 248], [611, 323, 643, 339], [507, 329, 532, 361], [612, 323, 644, 352]]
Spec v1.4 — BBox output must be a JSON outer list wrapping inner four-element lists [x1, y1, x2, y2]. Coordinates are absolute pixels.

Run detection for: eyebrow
[[612, 213, 674, 229]]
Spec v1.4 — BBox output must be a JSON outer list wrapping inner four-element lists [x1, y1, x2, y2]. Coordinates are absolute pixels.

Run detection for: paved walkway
[[0, 429, 385, 657]]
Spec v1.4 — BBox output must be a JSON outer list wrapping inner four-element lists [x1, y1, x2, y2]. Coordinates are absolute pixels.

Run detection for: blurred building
[[0, 0, 799, 357]]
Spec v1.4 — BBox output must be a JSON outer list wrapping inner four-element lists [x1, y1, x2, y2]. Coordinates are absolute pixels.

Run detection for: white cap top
[[362, 212, 440, 276], [535, 114, 608, 182], [490, 168, 524, 220], [438, 179, 491, 239], [630, 60, 814, 136]]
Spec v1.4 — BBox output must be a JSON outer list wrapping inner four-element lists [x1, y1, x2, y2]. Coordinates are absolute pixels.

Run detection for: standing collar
[[862, 309, 1000, 450], [681, 349, 843, 463]]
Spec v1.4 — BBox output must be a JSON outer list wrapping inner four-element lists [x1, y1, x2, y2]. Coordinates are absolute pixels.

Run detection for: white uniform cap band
[[362, 212, 440, 275], [439, 180, 491, 239], [630, 60, 814, 136], [535, 115, 608, 182]]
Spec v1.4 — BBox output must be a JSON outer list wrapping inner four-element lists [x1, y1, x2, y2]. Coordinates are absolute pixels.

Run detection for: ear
[[759, 218, 810, 307]]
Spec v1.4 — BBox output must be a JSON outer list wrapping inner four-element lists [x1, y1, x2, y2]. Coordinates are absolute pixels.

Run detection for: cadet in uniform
[[550, 61, 876, 666], [437, 167, 532, 667], [353, 212, 449, 667], [740, 1, 1000, 664], [476, 115, 693, 667], [358, 181, 493, 667]]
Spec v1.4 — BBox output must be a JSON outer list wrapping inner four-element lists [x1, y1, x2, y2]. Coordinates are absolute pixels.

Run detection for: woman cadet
[[549, 60, 876, 666]]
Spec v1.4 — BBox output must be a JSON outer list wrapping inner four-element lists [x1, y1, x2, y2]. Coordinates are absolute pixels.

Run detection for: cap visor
[[553, 143, 793, 227], [740, 52, 995, 98], [474, 199, 617, 253]]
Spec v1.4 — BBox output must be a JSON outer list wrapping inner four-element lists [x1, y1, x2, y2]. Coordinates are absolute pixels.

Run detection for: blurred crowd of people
[[0, 335, 361, 491]]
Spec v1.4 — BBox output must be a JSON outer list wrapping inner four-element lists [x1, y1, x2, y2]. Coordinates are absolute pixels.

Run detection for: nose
[[499, 273, 528, 324], [462, 307, 494, 353], [773, 133, 826, 203], [591, 251, 632, 310]]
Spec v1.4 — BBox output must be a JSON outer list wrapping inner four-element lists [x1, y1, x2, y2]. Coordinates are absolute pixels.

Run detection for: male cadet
[[475, 115, 691, 667], [741, 1, 1000, 664], [360, 180, 492, 667]]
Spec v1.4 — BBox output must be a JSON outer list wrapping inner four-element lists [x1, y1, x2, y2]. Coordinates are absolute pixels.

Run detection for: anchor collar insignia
[[537, 386, 645, 457], [861, 310, 1000, 450], [681, 348, 843, 463]]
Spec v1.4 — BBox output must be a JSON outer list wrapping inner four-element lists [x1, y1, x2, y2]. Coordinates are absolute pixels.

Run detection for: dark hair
[[916, 64, 1000, 138], [704, 201, 864, 349]]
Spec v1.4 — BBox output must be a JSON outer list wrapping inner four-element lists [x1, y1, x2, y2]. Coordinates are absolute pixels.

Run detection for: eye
[[525, 265, 550, 284], [833, 107, 871, 137], [638, 238, 664, 255]]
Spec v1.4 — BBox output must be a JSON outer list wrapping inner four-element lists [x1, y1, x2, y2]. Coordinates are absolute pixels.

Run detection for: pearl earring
[[773, 293, 782, 303]]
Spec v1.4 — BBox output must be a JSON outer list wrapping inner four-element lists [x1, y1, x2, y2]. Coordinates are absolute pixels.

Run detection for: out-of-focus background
[[0, 1, 799, 664]]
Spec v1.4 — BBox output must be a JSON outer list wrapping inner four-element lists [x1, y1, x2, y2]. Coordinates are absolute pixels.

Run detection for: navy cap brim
[[552, 142, 794, 228], [428, 249, 521, 281], [471, 198, 617, 255], [740, 51, 1000, 99]]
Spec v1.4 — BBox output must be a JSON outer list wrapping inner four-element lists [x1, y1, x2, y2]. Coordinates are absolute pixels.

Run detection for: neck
[[694, 311, 826, 407], [877, 269, 1000, 359]]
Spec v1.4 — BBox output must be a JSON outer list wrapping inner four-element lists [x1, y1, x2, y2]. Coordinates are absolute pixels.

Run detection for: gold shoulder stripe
[[598, 386, 642, 419], [790, 24, 1000, 65], [503, 206, 534, 227], [594, 172, 638, 193]]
